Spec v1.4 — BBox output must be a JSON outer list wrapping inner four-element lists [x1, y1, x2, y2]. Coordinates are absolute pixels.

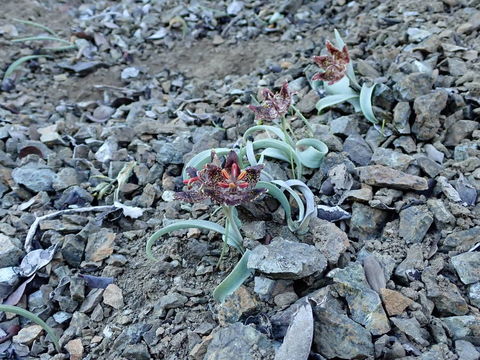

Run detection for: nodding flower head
[[175, 150, 267, 206], [312, 41, 350, 85], [248, 82, 291, 121]]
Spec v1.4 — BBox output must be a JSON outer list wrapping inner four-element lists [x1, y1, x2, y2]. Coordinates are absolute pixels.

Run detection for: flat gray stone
[[442, 316, 479, 340], [399, 206, 433, 244], [12, 163, 57, 192], [349, 202, 388, 241], [359, 165, 428, 190], [248, 238, 326, 279], [0, 234, 23, 267], [371, 148, 413, 171], [451, 252, 480, 285]]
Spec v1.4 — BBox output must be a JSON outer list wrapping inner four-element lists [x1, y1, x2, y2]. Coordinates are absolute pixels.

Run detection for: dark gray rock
[[393, 72, 433, 102], [393, 101, 411, 134], [399, 206, 433, 244], [415, 155, 442, 177], [444, 120, 479, 146], [451, 252, 480, 285], [12, 163, 57, 192], [359, 165, 428, 190], [441, 227, 480, 251], [52, 168, 80, 191], [394, 244, 424, 284], [155, 292, 188, 311], [122, 344, 151, 360], [328, 263, 390, 335], [55, 186, 94, 208], [343, 134, 372, 166], [329, 115, 359, 136], [296, 90, 319, 113], [203, 323, 274, 360], [0, 234, 23, 267], [349, 202, 388, 241], [412, 90, 448, 141], [248, 238, 326, 279], [371, 148, 413, 171], [313, 294, 374, 359], [427, 199, 455, 227], [242, 221, 266, 240], [391, 317, 430, 346], [61, 235, 86, 267]]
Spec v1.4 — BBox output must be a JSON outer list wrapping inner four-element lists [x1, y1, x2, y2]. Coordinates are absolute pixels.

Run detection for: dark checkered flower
[[312, 41, 350, 85], [248, 82, 291, 121], [176, 150, 266, 206]]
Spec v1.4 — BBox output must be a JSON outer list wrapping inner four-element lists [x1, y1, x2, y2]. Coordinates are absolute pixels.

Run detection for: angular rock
[[329, 263, 390, 335], [13, 325, 44, 345], [399, 206, 433, 244], [103, 284, 124, 309], [12, 163, 57, 192], [84, 229, 115, 262], [393, 101, 411, 134], [218, 286, 258, 325], [122, 344, 151, 360], [441, 227, 480, 251], [61, 235, 86, 267], [349, 202, 388, 241], [247, 238, 326, 279], [343, 134, 372, 166], [0, 266, 20, 300], [313, 296, 374, 359], [412, 90, 448, 141], [380, 288, 413, 316], [391, 317, 430, 346], [394, 244, 424, 284], [329, 115, 359, 136], [0, 234, 23, 267], [65, 338, 84, 360], [203, 323, 274, 360], [444, 120, 479, 147], [371, 148, 413, 171], [359, 165, 428, 190], [451, 252, 480, 285], [427, 199, 455, 227], [455, 340, 480, 360], [296, 90, 319, 113], [393, 72, 433, 102], [442, 316, 479, 340], [154, 292, 188, 311], [309, 217, 349, 265], [415, 155, 442, 177], [469, 283, 480, 308]]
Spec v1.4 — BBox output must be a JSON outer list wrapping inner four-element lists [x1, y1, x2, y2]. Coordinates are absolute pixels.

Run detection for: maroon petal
[[313, 55, 335, 69], [248, 104, 279, 120], [224, 150, 240, 171], [175, 190, 207, 203]]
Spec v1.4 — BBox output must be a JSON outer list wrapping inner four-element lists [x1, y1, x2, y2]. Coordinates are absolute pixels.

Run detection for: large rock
[[442, 316, 480, 340], [313, 292, 374, 359], [84, 229, 115, 262], [441, 227, 480, 251], [247, 238, 326, 279], [343, 134, 372, 166], [412, 90, 448, 140], [309, 217, 349, 265], [12, 163, 57, 192], [329, 263, 390, 335], [0, 234, 23, 267], [393, 72, 433, 101], [451, 252, 480, 285], [444, 120, 479, 146], [203, 323, 274, 360], [349, 202, 388, 241], [399, 206, 433, 244], [358, 165, 428, 190], [371, 148, 413, 171], [391, 317, 430, 346]]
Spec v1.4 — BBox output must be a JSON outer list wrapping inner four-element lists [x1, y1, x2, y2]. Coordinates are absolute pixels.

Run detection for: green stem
[[221, 206, 244, 253], [291, 104, 314, 137]]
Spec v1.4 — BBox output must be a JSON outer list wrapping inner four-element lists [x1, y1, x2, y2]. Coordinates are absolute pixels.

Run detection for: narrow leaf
[[213, 250, 252, 302], [3, 55, 51, 81], [271, 180, 306, 222], [0, 304, 60, 351], [12, 36, 72, 45], [256, 181, 297, 232], [316, 94, 359, 114], [13, 18, 58, 36], [284, 180, 316, 233], [146, 220, 225, 260], [359, 83, 378, 124]]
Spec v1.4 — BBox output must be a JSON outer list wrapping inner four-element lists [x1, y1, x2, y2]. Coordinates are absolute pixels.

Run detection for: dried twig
[[24, 205, 116, 252]]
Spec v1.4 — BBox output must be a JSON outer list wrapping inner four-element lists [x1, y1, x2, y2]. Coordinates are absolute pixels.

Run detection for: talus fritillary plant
[[248, 83, 328, 179], [310, 30, 381, 128], [146, 150, 266, 302]]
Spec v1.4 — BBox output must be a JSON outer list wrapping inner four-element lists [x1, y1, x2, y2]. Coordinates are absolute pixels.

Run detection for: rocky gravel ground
[[0, 0, 480, 359]]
